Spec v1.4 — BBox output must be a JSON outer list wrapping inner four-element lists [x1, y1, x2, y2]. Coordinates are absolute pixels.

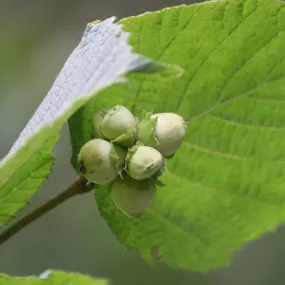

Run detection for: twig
[[0, 177, 94, 246]]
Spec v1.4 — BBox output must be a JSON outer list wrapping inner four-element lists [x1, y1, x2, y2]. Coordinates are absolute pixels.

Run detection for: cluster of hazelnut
[[78, 105, 186, 217]]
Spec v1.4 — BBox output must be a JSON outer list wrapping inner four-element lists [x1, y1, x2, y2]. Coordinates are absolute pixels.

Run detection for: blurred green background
[[1, 1, 285, 284]]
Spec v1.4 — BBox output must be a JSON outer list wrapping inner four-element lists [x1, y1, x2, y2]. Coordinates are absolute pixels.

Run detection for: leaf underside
[[0, 18, 156, 227], [69, 0, 285, 272], [0, 271, 108, 285]]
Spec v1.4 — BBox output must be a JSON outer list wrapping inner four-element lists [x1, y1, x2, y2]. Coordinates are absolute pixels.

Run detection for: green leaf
[[0, 17, 158, 227], [0, 270, 108, 285], [69, 0, 285, 272]]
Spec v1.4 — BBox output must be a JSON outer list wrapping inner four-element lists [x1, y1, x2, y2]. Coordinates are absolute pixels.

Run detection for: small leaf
[[0, 17, 158, 227], [111, 128, 137, 147], [69, 0, 285, 272], [0, 270, 108, 285], [137, 111, 159, 147]]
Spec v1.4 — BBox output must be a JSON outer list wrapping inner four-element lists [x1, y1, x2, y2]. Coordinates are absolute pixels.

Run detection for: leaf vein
[[175, 0, 262, 112], [148, 208, 209, 246], [131, 7, 200, 113], [166, 171, 282, 207], [208, 114, 285, 131], [184, 141, 285, 163], [214, 5, 285, 103], [186, 73, 285, 123]]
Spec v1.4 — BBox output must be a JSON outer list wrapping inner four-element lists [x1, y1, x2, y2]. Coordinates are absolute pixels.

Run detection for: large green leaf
[[0, 270, 108, 285], [0, 17, 157, 227], [68, 0, 285, 271]]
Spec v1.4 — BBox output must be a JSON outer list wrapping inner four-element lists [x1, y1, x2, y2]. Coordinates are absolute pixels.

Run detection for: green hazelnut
[[152, 113, 186, 157], [126, 145, 164, 180], [137, 112, 186, 157], [100, 105, 136, 147], [110, 177, 156, 217], [78, 139, 126, 184], [92, 109, 108, 138]]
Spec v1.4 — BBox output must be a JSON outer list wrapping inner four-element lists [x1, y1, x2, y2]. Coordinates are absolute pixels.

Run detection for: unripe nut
[[110, 178, 156, 217], [78, 139, 126, 184], [100, 105, 136, 146], [92, 109, 108, 138], [137, 112, 186, 157], [127, 145, 164, 180], [152, 113, 186, 157]]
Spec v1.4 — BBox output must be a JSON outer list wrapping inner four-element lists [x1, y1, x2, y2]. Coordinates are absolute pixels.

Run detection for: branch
[[0, 176, 94, 246]]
